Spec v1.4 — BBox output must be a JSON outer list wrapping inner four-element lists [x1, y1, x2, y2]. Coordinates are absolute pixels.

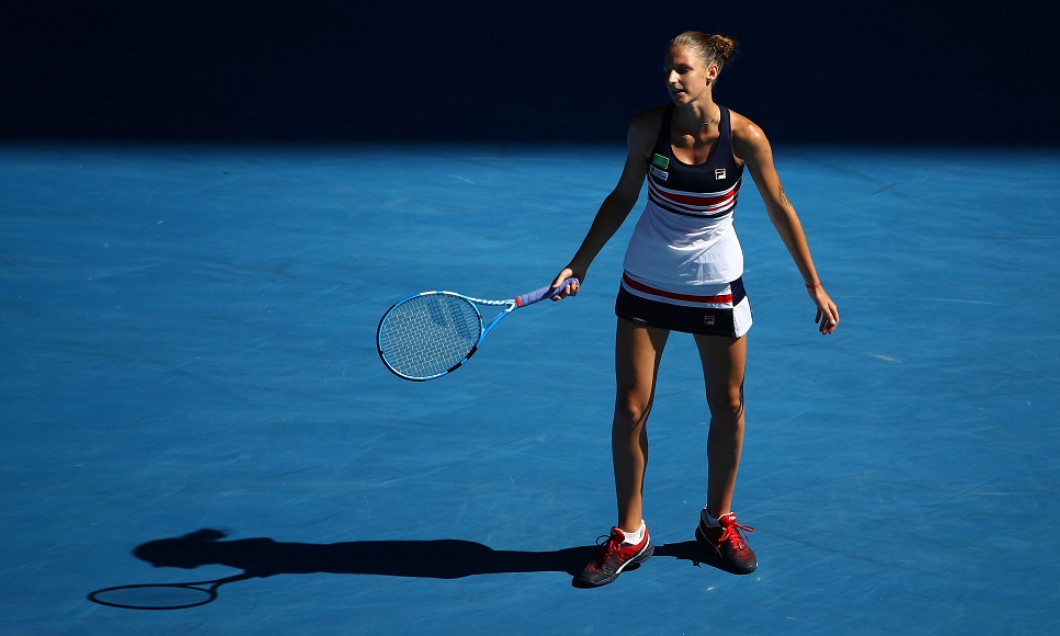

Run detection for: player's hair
[[669, 31, 739, 73]]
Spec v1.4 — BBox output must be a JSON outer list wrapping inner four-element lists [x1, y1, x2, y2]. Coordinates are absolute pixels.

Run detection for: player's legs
[[693, 333, 747, 517], [612, 318, 669, 533]]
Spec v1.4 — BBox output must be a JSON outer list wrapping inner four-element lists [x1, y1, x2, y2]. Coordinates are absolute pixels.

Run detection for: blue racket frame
[[376, 278, 578, 381]]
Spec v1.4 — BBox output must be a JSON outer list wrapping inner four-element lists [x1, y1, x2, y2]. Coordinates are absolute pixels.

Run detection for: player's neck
[[673, 99, 720, 134]]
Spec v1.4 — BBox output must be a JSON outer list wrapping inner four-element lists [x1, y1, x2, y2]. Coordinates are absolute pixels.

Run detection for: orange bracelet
[[805, 282, 822, 289]]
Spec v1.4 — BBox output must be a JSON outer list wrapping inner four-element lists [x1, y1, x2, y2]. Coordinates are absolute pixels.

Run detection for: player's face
[[664, 45, 716, 104]]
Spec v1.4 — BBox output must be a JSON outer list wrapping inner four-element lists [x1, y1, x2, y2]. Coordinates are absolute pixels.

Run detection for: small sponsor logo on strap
[[650, 165, 669, 181]]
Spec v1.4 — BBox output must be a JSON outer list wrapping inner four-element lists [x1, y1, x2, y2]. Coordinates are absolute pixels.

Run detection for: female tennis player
[[549, 31, 839, 587]]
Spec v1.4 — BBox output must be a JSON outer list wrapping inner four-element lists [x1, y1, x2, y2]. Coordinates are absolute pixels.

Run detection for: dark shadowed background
[[2, 0, 1057, 144]]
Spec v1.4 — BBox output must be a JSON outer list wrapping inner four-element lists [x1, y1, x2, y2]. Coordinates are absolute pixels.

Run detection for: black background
[[3, 0, 1056, 144]]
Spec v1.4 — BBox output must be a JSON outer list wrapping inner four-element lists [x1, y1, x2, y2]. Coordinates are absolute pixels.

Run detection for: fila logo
[[715, 168, 726, 180], [703, 315, 716, 326]]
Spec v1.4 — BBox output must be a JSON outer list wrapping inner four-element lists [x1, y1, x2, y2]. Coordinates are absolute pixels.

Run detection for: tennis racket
[[377, 277, 578, 381], [87, 573, 253, 610]]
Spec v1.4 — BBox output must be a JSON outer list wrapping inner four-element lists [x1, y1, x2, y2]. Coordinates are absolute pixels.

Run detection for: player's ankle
[[619, 520, 646, 544]]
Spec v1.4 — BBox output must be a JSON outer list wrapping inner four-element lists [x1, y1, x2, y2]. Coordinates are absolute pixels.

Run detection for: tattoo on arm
[[778, 184, 791, 207]]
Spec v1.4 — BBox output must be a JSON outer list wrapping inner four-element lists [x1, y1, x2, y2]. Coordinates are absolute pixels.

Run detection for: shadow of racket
[[87, 572, 255, 610]]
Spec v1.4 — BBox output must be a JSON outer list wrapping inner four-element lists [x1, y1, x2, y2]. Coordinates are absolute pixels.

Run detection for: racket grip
[[515, 277, 580, 308]]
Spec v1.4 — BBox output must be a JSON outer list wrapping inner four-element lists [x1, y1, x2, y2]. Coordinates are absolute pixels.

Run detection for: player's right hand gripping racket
[[376, 278, 578, 381]]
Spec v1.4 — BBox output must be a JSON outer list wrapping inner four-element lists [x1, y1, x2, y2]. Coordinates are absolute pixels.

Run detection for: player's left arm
[[731, 112, 840, 334]]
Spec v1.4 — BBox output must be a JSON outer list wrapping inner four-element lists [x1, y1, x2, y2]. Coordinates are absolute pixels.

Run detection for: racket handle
[[515, 277, 580, 308]]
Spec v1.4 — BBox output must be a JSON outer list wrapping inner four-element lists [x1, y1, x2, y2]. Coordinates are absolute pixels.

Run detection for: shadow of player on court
[[130, 528, 706, 584]]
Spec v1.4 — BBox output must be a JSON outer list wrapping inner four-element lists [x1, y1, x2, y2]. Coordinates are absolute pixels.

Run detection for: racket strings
[[378, 294, 482, 379]]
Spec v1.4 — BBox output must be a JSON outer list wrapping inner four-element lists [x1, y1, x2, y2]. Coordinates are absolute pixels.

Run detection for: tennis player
[[549, 31, 839, 587]]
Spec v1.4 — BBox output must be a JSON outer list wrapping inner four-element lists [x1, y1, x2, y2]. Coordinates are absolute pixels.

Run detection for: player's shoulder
[[727, 107, 773, 162], [631, 105, 668, 126], [727, 108, 768, 144], [627, 106, 666, 155]]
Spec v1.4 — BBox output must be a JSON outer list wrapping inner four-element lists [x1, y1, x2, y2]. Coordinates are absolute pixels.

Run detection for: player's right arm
[[550, 108, 660, 298]]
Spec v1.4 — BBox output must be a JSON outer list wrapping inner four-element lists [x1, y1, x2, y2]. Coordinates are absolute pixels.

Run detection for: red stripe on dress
[[648, 179, 740, 208], [622, 274, 733, 304]]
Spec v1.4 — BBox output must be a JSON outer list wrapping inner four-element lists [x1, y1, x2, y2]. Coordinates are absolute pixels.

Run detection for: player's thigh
[[615, 318, 669, 410], [693, 334, 747, 410]]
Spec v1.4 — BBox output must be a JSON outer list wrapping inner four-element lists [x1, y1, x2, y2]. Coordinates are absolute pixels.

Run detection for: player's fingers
[[818, 306, 838, 334], [550, 268, 573, 289], [551, 280, 580, 301], [550, 270, 580, 300]]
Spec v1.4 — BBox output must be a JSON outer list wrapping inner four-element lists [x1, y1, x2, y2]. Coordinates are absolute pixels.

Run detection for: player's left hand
[[809, 286, 839, 334]]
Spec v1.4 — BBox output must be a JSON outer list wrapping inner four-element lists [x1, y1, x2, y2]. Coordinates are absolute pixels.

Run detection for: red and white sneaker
[[574, 525, 653, 588], [695, 511, 758, 574]]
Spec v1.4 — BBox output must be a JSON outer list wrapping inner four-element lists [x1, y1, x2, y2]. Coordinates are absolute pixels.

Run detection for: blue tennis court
[[2, 141, 1058, 633], [4, 0, 1060, 631]]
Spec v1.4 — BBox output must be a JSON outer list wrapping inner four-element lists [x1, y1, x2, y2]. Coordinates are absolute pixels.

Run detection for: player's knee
[[615, 394, 652, 429], [706, 386, 744, 420]]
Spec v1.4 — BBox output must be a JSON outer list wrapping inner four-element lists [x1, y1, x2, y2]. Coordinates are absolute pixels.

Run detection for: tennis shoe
[[695, 511, 758, 574], [574, 525, 653, 588]]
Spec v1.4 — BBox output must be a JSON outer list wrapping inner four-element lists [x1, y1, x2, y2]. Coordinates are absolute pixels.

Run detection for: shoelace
[[592, 532, 624, 566], [718, 520, 756, 550]]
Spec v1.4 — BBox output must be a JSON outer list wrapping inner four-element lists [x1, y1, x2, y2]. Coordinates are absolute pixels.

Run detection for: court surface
[[2, 142, 1058, 634]]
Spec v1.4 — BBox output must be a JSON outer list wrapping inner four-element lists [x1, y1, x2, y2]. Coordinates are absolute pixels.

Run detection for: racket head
[[88, 582, 217, 610], [376, 291, 484, 381]]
